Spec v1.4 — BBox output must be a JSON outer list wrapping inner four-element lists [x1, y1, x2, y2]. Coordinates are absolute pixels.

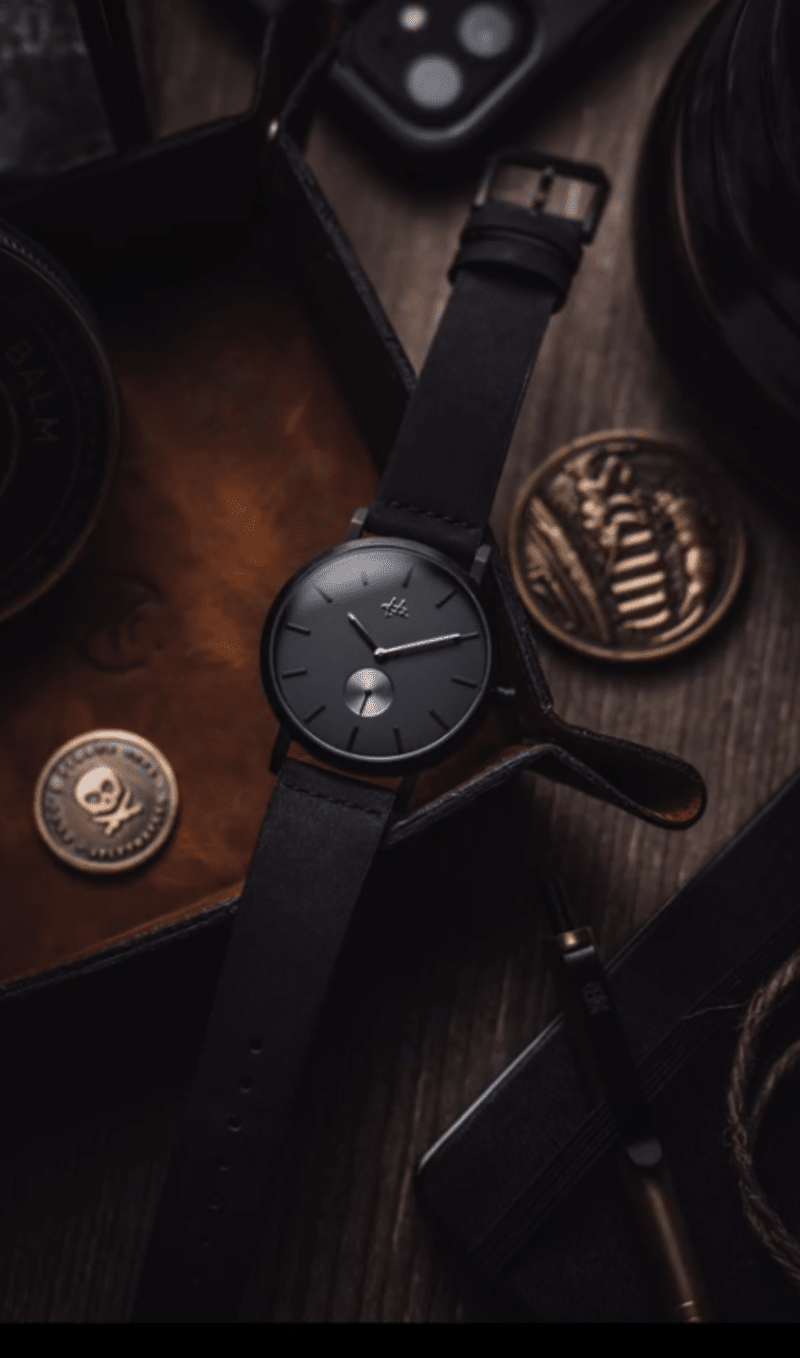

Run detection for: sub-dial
[[343, 668, 394, 717]]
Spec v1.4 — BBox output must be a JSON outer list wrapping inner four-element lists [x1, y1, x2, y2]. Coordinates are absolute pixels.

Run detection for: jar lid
[[0, 222, 119, 623]]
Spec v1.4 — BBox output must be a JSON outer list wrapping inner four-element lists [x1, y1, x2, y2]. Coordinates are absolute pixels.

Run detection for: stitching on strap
[[282, 778, 387, 818], [375, 497, 479, 530]]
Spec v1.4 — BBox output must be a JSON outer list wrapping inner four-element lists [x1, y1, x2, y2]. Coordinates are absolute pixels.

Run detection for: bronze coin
[[508, 430, 746, 662], [34, 730, 179, 874]]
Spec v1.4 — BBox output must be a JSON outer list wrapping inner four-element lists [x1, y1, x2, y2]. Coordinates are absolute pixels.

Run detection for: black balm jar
[[637, 0, 800, 501]]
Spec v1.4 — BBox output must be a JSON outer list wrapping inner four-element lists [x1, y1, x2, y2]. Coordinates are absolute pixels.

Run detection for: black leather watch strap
[[134, 150, 608, 1323], [134, 758, 396, 1322], [366, 154, 608, 566]]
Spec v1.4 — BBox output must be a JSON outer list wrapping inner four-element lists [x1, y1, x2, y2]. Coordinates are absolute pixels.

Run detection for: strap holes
[[217, 1158, 231, 1173], [239, 1077, 253, 1093], [227, 1115, 243, 1132], [207, 1196, 221, 1212], [249, 1037, 263, 1054]]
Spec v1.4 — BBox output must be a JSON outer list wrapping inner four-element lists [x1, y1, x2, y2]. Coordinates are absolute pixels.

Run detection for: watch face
[[262, 538, 492, 772]]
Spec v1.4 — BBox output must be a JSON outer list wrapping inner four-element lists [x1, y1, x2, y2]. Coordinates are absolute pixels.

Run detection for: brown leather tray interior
[[0, 114, 705, 988], [0, 246, 383, 986]]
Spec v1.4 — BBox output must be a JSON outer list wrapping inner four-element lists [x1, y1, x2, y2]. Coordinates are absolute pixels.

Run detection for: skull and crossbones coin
[[33, 730, 179, 873]]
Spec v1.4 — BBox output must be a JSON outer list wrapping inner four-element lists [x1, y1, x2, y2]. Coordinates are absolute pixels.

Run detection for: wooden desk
[[3, 0, 798, 1321]]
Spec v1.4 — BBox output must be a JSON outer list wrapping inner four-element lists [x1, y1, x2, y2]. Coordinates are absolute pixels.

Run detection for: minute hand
[[375, 631, 479, 659]]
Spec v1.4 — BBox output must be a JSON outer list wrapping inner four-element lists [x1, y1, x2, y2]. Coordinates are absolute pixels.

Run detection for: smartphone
[[327, 0, 655, 157]]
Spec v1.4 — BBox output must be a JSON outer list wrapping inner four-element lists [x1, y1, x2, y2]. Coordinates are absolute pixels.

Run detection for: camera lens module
[[336, 0, 540, 148], [404, 54, 464, 109], [457, 4, 515, 60]]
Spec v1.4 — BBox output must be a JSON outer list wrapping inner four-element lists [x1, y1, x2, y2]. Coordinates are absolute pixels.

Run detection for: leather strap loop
[[449, 203, 584, 306]]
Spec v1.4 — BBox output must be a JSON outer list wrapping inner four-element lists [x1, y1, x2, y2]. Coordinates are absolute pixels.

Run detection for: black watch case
[[261, 535, 493, 775]]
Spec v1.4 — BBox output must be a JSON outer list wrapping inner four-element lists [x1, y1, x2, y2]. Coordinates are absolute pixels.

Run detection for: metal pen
[[540, 872, 714, 1323]]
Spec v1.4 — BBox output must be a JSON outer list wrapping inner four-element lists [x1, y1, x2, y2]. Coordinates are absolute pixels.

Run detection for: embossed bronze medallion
[[34, 730, 179, 874], [508, 431, 746, 662]]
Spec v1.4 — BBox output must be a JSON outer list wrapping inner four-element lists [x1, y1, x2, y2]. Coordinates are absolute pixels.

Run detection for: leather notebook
[[416, 765, 800, 1323]]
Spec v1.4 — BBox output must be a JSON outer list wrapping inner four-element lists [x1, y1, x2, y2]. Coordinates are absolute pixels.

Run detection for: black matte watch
[[134, 148, 609, 1321]]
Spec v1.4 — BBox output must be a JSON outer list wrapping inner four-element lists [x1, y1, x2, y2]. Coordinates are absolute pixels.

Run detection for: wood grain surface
[[3, 0, 799, 1323]]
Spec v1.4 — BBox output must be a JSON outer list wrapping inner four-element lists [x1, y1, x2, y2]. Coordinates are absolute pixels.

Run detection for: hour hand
[[347, 612, 379, 655]]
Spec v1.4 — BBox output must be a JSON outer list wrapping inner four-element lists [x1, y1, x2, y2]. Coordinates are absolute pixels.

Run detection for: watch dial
[[263, 538, 492, 771]]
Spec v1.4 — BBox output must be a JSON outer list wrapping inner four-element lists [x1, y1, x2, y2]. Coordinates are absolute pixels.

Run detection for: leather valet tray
[[417, 766, 800, 1323], [0, 4, 703, 998]]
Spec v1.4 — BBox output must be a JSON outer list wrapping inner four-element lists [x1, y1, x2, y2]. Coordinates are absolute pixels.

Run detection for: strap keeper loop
[[448, 201, 584, 308]]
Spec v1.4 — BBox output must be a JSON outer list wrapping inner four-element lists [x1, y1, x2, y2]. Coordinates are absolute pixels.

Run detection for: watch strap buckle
[[473, 148, 610, 243]]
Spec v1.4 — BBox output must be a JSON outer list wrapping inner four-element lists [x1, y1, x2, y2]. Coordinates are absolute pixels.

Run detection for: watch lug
[[346, 506, 369, 541], [269, 726, 291, 774], [470, 541, 492, 585], [492, 684, 517, 707]]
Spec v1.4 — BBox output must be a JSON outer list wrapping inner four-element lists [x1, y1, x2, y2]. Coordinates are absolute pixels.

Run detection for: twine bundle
[[727, 949, 800, 1288]]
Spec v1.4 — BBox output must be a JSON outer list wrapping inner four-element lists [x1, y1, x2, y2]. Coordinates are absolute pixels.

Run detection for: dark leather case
[[0, 2, 702, 999], [416, 766, 800, 1323]]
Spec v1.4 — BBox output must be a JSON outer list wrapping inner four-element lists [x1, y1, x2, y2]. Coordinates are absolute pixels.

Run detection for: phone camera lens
[[398, 5, 429, 31], [404, 55, 464, 109], [457, 3, 515, 59]]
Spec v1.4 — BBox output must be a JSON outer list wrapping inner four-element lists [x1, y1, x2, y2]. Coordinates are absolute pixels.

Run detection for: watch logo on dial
[[381, 596, 408, 618]]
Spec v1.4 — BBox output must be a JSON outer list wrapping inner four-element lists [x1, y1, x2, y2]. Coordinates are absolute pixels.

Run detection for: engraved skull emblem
[[73, 765, 143, 836]]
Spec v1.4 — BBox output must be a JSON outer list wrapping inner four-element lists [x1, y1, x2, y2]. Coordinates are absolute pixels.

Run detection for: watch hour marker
[[303, 704, 326, 723], [393, 726, 403, 752], [281, 668, 308, 678], [361, 571, 369, 587], [285, 622, 311, 635], [435, 588, 456, 609], [347, 725, 359, 750], [402, 565, 413, 587], [451, 675, 478, 688], [430, 709, 450, 731], [316, 585, 333, 603]]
